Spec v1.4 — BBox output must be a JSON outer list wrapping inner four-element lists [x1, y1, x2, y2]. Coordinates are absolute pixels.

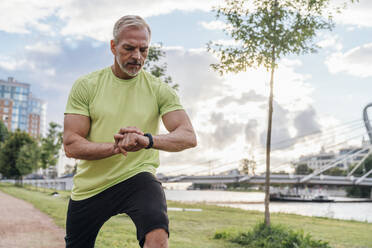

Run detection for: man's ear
[[110, 40, 116, 55]]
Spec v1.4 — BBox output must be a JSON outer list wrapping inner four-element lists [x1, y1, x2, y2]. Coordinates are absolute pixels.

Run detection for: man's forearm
[[152, 127, 197, 152], [64, 135, 117, 160]]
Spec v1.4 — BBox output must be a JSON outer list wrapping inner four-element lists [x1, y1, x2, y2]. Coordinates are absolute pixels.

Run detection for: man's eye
[[125, 47, 134, 51], [140, 49, 147, 53]]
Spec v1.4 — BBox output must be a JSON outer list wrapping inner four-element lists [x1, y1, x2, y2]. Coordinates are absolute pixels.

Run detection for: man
[[63, 15, 197, 248]]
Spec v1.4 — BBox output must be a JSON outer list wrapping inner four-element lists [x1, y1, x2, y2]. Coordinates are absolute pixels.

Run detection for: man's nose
[[132, 49, 141, 60]]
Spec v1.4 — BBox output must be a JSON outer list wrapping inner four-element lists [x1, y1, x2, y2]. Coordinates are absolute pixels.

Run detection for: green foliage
[[346, 154, 372, 197], [144, 43, 179, 90], [240, 158, 257, 175], [16, 143, 41, 176], [323, 167, 346, 176], [346, 186, 370, 198], [215, 222, 331, 248], [295, 164, 314, 175], [0, 130, 38, 179], [40, 122, 62, 169], [348, 154, 372, 177], [214, 230, 235, 240], [0, 120, 9, 144], [208, 0, 357, 74]]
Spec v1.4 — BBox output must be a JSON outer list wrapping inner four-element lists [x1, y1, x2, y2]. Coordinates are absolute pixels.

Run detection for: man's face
[[111, 26, 150, 78]]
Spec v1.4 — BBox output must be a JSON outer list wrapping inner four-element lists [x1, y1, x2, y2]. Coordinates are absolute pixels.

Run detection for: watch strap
[[144, 133, 153, 149]]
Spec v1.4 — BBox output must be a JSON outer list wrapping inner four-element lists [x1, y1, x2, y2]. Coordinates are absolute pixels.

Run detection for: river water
[[164, 190, 372, 223]]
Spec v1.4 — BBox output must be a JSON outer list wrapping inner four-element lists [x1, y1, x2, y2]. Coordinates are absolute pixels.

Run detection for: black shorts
[[65, 172, 169, 248]]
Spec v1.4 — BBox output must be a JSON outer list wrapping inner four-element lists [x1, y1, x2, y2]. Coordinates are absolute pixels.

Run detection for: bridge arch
[[363, 103, 372, 144]]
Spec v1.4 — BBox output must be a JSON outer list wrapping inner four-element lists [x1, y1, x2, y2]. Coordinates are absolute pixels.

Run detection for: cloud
[[212, 39, 242, 47], [0, 56, 35, 71], [217, 90, 266, 107], [259, 101, 294, 150], [199, 20, 226, 30], [325, 43, 372, 78], [25, 41, 62, 55], [0, 0, 223, 40], [294, 106, 321, 137], [334, 0, 372, 28], [164, 47, 225, 107], [161, 48, 319, 170], [57, 0, 223, 41], [0, 0, 58, 34], [196, 112, 244, 153], [0, 39, 113, 125], [245, 119, 258, 146], [317, 35, 343, 51]]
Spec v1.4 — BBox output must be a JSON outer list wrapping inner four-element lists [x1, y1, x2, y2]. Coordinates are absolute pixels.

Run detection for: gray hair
[[113, 15, 151, 44]]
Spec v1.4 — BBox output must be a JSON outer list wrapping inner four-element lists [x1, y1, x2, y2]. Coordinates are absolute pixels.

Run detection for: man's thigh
[[65, 195, 112, 248], [116, 172, 169, 248]]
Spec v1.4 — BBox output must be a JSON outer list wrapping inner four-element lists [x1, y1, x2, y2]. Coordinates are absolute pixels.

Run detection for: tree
[[16, 143, 41, 183], [346, 154, 372, 197], [0, 120, 9, 144], [323, 166, 346, 176], [40, 122, 63, 170], [208, 0, 357, 226], [295, 164, 314, 175], [0, 130, 37, 180], [348, 154, 372, 177], [144, 44, 179, 90], [239, 158, 257, 175]]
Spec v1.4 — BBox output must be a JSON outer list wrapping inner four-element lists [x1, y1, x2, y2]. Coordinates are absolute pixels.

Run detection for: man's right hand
[[114, 126, 145, 156]]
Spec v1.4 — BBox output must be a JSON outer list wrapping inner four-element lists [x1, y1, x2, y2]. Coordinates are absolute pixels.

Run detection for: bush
[[214, 222, 331, 248]]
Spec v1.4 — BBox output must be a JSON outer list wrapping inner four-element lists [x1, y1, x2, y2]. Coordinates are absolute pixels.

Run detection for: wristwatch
[[144, 133, 153, 149]]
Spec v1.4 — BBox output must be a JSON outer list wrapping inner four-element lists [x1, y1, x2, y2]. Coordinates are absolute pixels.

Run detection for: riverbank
[[0, 183, 371, 248], [165, 189, 372, 222]]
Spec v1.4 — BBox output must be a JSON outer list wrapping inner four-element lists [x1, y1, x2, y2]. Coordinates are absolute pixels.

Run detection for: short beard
[[116, 55, 141, 77]]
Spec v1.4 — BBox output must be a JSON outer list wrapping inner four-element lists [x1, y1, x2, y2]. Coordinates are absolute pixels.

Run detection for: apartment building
[[0, 77, 46, 138]]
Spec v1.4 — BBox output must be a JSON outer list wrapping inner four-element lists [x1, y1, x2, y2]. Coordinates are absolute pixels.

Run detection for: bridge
[[160, 103, 372, 191], [160, 174, 372, 187]]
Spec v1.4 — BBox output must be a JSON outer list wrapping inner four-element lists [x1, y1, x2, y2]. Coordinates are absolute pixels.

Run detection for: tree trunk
[[264, 62, 275, 227]]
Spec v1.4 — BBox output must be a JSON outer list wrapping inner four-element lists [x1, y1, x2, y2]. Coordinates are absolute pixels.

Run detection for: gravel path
[[0, 190, 65, 248]]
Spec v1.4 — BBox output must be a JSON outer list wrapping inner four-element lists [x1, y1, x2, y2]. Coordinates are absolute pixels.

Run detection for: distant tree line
[[0, 120, 62, 183]]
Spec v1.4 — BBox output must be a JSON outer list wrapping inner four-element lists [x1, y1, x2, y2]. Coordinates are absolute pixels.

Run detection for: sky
[[1, 0, 372, 175]]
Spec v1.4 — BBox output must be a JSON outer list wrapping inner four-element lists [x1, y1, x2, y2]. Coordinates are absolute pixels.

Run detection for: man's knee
[[144, 228, 168, 248]]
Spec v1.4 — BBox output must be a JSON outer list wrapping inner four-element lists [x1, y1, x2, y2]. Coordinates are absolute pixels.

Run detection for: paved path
[[0, 190, 65, 248]]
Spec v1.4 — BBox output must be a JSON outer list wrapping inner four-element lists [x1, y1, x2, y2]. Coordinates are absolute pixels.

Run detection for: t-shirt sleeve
[[65, 78, 91, 117], [157, 82, 183, 116]]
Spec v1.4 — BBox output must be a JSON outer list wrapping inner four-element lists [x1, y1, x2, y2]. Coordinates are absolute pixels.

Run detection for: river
[[164, 190, 372, 223]]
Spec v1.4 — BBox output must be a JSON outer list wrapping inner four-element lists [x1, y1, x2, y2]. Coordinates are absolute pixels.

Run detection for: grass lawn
[[0, 183, 371, 248]]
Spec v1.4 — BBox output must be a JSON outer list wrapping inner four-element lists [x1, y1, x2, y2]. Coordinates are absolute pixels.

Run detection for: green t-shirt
[[65, 67, 183, 200]]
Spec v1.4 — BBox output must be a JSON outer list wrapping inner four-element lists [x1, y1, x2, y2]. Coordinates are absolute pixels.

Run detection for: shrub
[[214, 222, 331, 248]]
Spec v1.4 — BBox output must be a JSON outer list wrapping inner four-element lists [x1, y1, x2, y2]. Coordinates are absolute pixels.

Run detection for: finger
[[121, 134, 133, 151], [114, 134, 124, 144], [119, 145, 127, 156], [114, 133, 124, 140], [113, 146, 121, 154], [119, 127, 144, 135], [118, 138, 128, 156]]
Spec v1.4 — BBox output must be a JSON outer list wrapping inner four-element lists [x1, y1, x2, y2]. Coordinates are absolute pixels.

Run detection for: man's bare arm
[[63, 114, 121, 160], [154, 109, 197, 152]]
